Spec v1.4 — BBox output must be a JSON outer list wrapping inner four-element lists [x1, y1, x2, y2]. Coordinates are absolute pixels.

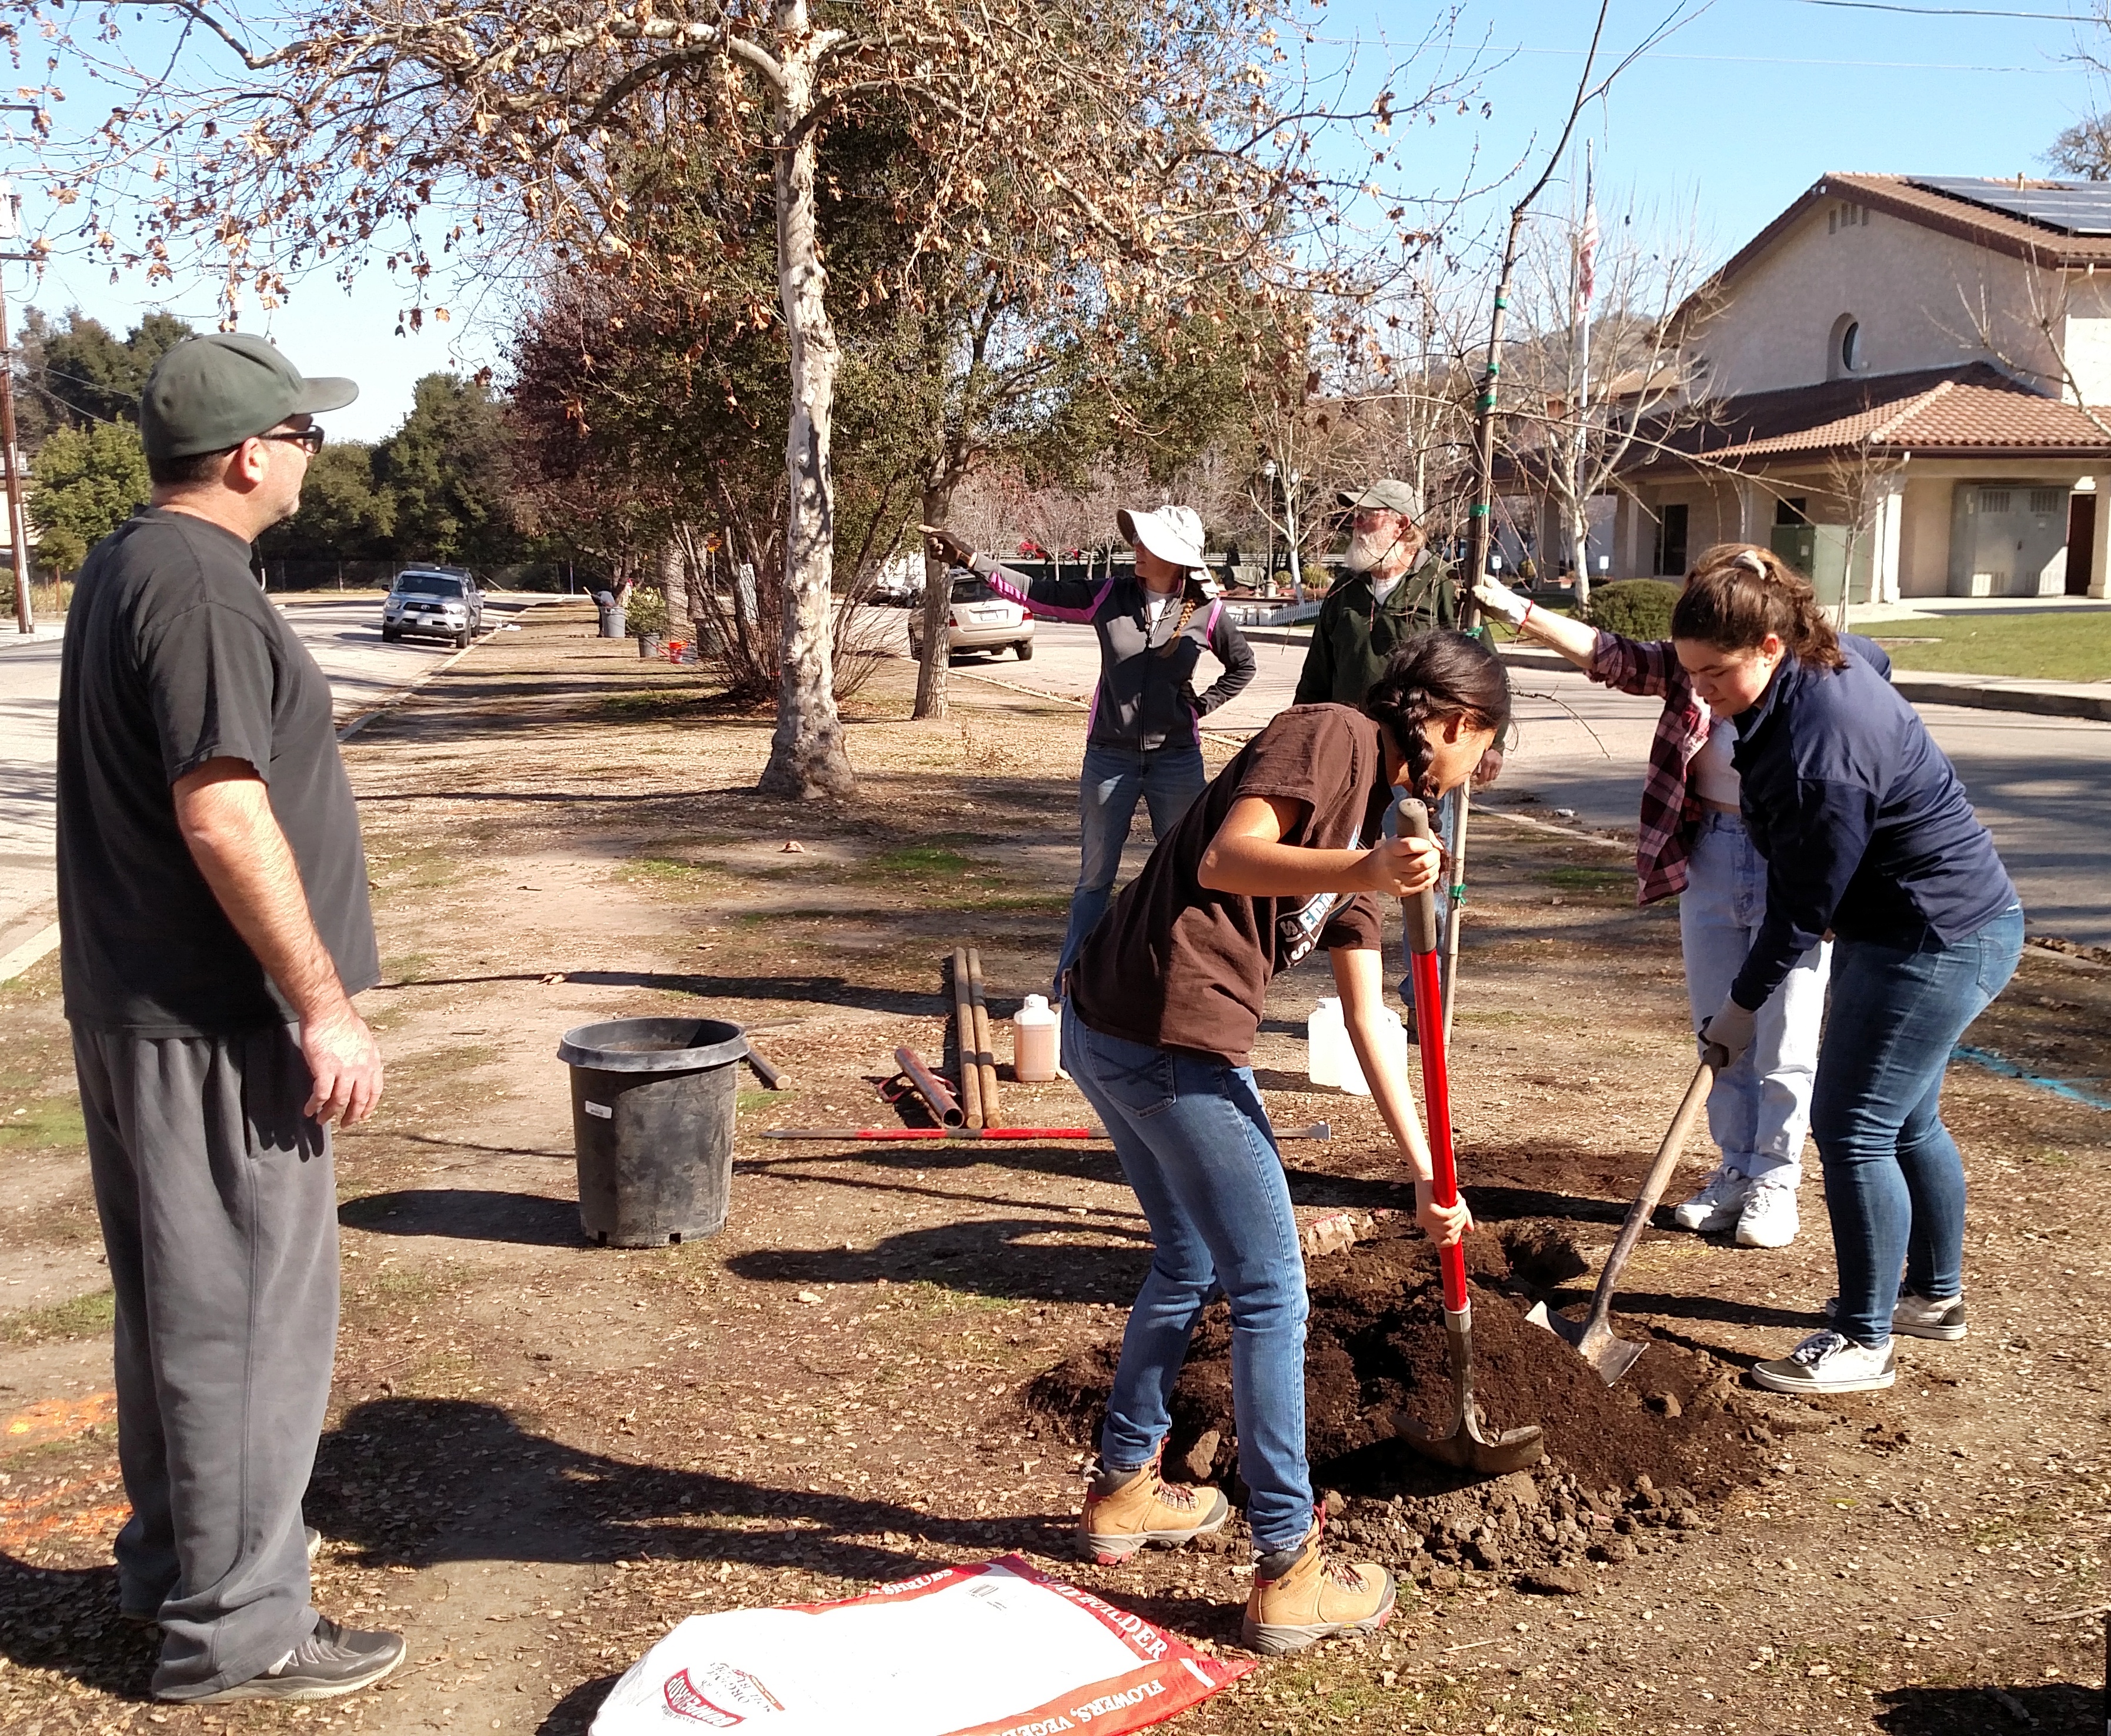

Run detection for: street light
[[1260, 458, 1278, 597]]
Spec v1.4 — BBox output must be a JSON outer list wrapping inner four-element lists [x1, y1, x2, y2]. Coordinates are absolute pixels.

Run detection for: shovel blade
[[1395, 1410, 1546, 1477], [1525, 1300, 1649, 1387]]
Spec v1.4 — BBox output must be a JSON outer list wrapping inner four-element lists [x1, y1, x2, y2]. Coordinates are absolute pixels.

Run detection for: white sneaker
[[1672, 1164, 1748, 1233], [1752, 1330, 1896, 1395], [1734, 1180, 1799, 1248], [1825, 1291, 1966, 1342]]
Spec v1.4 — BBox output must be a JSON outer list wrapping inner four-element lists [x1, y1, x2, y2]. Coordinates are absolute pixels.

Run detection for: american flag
[[1575, 165, 1600, 319]]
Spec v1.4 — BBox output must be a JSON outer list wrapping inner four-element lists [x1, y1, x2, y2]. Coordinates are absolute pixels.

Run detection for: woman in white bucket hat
[[924, 505, 1256, 992]]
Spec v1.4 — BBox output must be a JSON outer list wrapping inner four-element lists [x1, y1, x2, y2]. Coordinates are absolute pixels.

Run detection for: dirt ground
[[2, 599, 2106, 1735]]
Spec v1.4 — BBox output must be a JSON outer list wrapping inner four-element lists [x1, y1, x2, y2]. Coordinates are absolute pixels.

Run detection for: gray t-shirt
[[56, 508, 379, 1034]]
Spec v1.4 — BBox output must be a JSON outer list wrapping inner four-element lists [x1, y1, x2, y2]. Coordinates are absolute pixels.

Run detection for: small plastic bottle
[[1013, 994, 1061, 1082]]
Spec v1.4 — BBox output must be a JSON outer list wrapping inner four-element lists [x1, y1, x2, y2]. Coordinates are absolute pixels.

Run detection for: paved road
[[0, 594, 542, 945], [944, 618, 2111, 948]]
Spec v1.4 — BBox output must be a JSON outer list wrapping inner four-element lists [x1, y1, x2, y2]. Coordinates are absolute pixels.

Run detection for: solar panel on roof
[[1908, 176, 2111, 237]]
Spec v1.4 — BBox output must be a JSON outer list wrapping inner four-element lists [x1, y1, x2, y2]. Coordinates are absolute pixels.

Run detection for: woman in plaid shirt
[[1473, 556, 1830, 1250]]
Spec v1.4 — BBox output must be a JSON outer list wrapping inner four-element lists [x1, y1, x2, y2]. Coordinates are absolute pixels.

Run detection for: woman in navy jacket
[[1674, 545, 2022, 1396]]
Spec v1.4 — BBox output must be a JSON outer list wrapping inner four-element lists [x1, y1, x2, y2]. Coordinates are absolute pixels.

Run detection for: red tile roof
[[1619, 364, 2111, 475]]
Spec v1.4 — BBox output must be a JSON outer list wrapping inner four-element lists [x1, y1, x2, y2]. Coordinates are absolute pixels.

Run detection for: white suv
[[381, 569, 483, 648], [906, 572, 1034, 663]]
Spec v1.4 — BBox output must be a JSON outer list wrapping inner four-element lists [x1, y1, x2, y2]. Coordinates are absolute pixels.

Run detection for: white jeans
[[1679, 813, 1830, 1187]]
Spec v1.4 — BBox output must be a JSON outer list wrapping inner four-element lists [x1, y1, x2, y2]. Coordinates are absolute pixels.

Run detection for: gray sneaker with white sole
[[183, 1616, 406, 1704], [1826, 1291, 1966, 1341]]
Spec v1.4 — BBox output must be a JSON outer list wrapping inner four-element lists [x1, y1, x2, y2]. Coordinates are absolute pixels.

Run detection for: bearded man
[[1293, 480, 1458, 707]]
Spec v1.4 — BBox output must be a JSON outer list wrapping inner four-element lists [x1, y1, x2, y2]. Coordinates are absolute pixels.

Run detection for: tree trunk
[[913, 476, 956, 720], [757, 16, 856, 799], [1568, 503, 1593, 609], [658, 537, 689, 640]]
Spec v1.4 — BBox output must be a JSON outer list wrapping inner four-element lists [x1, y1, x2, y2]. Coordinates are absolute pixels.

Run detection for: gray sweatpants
[[72, 1023, 338, 1701]]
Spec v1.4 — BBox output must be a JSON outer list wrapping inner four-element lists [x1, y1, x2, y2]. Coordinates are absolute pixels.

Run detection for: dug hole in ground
[[0, 599, 2105, 1735]]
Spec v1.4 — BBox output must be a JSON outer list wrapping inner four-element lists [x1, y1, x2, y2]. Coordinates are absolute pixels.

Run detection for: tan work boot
[[1241, 1515, 1395, 1655], [1078, 1450, 1230, 1565]]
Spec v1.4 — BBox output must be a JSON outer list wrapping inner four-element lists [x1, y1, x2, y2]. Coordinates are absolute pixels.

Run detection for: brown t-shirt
[[1068, 705, 1388, 1065]]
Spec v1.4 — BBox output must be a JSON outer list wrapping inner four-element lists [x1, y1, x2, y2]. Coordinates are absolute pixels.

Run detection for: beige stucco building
[[1601, 173, 2111, 601]]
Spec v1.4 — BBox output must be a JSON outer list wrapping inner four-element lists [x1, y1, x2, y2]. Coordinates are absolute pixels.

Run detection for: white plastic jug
[[1307, 998, 1348, 1090], [1013, 994, 1061, 1083], [1307, 998, 1406, 1097]]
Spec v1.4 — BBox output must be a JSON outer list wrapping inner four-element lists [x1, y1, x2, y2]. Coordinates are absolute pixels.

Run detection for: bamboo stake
[[950, 946, 984, 1129], [966, 946, 1003, 1129]]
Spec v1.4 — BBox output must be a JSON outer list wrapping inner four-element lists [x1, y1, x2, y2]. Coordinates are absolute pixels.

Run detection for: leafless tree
[[1495, 189, 1716, 605]]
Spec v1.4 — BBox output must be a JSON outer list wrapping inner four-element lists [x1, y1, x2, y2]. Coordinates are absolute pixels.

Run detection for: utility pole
[[0, 112, 42, 637]]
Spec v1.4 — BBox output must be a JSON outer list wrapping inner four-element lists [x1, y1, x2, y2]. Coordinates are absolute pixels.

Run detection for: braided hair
[[1361, 632, 1512, 796], [1153, 573, 1208, 657]]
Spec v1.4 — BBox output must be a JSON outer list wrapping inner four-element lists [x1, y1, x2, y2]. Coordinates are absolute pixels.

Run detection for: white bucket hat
[[1117, 504, 1208, 572]]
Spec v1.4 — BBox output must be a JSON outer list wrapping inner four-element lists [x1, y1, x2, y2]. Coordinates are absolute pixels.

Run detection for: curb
[[1494, 643, 2111, 721], [1889, 677, 2111, 724], [0, 920, 60, 984]]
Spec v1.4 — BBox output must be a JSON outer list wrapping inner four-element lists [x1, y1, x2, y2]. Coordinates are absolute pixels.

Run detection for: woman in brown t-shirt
[[1064, 632, 1511, 1655]]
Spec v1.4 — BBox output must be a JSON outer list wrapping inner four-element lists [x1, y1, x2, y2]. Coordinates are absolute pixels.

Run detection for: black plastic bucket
[[556, 1017, 746, 1246]]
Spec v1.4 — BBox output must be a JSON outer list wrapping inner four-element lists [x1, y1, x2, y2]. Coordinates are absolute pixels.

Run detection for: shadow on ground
[[1874, 1681, 2099, 1734]]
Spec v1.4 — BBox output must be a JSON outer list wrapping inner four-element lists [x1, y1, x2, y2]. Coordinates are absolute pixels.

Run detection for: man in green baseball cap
[[56, 334, 403, 1703], [1294, 477, 1458, 708], [139, 330, 358, 471]]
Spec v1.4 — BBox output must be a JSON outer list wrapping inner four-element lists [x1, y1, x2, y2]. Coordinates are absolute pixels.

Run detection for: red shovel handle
[[1397, 799, 1468, 1316]]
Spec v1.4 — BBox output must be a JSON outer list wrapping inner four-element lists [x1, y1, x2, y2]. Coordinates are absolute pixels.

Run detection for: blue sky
[[6, 0, 2102, 441]]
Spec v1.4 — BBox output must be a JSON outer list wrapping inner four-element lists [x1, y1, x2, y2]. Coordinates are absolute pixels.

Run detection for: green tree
[[16, 309, 194, 449], [256, 440, 396, 562], [374, 374, 519, 566], [29, 422, 151, 571]]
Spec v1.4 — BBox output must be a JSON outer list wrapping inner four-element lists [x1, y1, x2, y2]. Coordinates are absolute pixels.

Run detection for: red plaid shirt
[[1586, 630, 1711, 906]]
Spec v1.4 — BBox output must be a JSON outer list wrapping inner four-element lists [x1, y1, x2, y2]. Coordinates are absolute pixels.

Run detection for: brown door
[[2066, 492, 2095, 596]]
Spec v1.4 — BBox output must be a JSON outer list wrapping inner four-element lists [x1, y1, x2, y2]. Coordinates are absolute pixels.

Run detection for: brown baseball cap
[[139, 333, 358, 463]]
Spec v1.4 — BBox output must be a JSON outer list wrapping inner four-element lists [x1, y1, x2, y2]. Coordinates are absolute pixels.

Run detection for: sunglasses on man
[[260, 426, 326, 456]]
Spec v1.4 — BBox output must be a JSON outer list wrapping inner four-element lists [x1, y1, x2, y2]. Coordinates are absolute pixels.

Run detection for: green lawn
[[1859, 612, 2111, 682]]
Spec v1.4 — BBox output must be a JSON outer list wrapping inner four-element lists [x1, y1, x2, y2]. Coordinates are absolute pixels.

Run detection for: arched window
[[1828, 312, 1866, 379]]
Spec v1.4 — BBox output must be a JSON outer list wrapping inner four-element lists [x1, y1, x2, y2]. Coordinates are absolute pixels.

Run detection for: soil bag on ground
[[590, 1554, 1250, 1735]]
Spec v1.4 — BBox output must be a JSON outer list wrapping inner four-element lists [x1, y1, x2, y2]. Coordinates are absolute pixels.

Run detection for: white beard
[[1344, 527, 1401, 573]]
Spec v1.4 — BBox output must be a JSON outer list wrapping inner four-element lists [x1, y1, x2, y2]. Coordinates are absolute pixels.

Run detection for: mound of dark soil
[[1027, 1217, 1777, 1586]]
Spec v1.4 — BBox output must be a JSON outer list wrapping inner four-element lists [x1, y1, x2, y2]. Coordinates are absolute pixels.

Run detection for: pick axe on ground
[[1389, 797, 1544, 1476]]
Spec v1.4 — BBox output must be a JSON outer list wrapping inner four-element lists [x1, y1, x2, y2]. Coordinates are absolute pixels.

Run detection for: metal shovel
[[1389, 799, 1545, 1476], [1525, 1057, 1716, 1384]]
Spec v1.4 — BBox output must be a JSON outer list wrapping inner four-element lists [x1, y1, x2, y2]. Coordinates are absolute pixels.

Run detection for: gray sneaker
[[1826, 1291, 1966, 1342], [183, 1616, 405, 1704]]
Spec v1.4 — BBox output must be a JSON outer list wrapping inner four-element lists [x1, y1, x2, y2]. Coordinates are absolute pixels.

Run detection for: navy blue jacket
[[1728, 633, 2018, 1011]]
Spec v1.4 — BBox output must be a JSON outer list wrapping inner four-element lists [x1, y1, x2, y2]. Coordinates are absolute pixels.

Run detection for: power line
[[1500, 43, 2065, 70], [1787, 1, 2087, 19]]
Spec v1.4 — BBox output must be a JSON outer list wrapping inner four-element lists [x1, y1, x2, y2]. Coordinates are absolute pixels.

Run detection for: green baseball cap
[[1336, 479, 1424, 519], [139, 333, 358, 463]]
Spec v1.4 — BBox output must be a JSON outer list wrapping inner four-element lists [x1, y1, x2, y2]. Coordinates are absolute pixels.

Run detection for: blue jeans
[[1813, 904, 2023, 1346], [1061, 1014, 1314, 1553], [1056, 741, 1208, 990], [1679, 814, 1831, 1186]]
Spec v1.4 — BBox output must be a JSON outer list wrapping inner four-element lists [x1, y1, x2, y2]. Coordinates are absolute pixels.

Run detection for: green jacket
[[1293, 552, 1459, 707]]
